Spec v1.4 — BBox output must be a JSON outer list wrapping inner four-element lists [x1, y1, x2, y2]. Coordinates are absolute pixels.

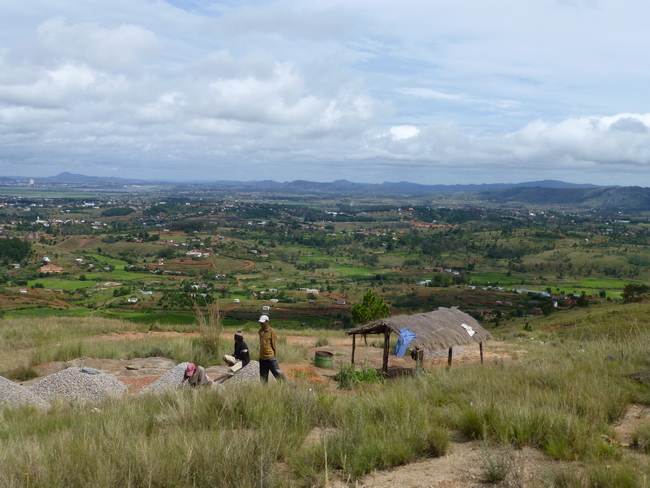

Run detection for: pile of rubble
[[0, 359, 273, 410], [0, 367, 127, 409]]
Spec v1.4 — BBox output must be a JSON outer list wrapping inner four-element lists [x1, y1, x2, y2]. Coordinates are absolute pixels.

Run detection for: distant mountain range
[[5, 172, 650, 208], [1, 172, 608, 192], [478, 186, 650, 209]]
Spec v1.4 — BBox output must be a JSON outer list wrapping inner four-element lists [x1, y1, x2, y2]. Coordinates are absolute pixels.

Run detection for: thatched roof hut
[[345, 309, 493, 372]]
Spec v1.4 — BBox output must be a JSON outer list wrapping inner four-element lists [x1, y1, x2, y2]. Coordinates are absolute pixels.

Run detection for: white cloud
[[32, 18, 160, 72], [0, 64, 129, 109], [503, 114, 650, 166], [389, 125, 420, 140]]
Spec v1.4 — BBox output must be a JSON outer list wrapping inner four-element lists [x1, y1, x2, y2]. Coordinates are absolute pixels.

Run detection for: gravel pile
[[29, 367, 127, 405], [141, 360, 275, 394], [221, 360, 276, 384], [0, 376, 51, 410], [139, 362, 190, 395]]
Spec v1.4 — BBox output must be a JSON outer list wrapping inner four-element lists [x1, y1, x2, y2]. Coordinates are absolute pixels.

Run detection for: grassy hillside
[[2, 304, 650, 486]]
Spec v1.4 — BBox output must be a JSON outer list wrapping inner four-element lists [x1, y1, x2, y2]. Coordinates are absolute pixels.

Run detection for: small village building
[[346, 309, 493, 373], [40, 264, 64, 274]]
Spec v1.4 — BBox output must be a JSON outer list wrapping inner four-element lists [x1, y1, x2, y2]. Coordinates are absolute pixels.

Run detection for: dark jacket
[[234, 340, 250, 367]]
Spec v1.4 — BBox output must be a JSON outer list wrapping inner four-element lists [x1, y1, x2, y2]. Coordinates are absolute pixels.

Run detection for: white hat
[[258, 314, 269, 323]]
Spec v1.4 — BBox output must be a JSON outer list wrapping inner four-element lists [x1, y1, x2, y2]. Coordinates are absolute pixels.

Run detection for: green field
[[470, 272, 521, 285], [98, 311, 197, 325], [27, 279, 97, 291], [3, 307, 93, 319], [328, 264, 377, 277]]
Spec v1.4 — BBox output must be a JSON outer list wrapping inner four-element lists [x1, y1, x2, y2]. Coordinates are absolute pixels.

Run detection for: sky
[[1, 0, 650, 186]]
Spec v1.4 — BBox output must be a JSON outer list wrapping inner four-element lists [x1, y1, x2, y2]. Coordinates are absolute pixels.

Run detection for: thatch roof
[[345, 308, 493, 352]]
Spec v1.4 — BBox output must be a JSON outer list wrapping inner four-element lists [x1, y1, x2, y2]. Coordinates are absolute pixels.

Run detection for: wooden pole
[[447, 347, 453, 368], [382, 329, 390, 373], [351, 334, 356, 365], [480, 342, 484, 365]]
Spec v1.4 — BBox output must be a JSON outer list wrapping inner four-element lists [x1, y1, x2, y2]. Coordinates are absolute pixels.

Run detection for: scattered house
[[269, 298, 279, 303], [19, 288, 28, 293], [300, 288, 320, 294], [42, 256, 51, 262], [233, 299, 240, 303], [346, 309, 493, 372], [185, 250, 210, 258], [336, 299, 346, 305], [127, 297, 138, 303], [262, 305, 271, 311], [40, 264, 64, 274]]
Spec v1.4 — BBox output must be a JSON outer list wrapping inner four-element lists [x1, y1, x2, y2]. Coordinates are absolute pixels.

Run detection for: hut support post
[[351, 334, 356, 365], [480, 342, 484, 365], [382, 329, 390, 373], [415, 349, 424, 372], [447, 347, 453, 368]]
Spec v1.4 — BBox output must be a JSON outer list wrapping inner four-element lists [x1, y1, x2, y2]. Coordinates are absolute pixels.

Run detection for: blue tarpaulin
[[394, 328, 418, 357]]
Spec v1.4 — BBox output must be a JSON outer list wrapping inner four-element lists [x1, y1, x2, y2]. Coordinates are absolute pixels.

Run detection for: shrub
[[4, 365, 39, 382], [333, 363, 385, 390], [314, 336, 329, 347], [631, 420, 650, 452]]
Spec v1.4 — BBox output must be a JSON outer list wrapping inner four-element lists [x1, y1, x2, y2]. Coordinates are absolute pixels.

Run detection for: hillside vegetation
[[1, 304, 650, 486]]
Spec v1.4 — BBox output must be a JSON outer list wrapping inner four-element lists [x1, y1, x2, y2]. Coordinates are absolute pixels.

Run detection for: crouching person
[[223, 331, 250, 375], [181, 363, 212, 387]]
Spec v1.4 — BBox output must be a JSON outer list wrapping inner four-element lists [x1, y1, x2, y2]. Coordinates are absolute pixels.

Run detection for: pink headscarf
[[185, 363, 196, 377]]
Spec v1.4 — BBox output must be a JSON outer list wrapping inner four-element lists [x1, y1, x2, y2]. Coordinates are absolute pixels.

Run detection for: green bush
[[3, 365, 39, 382], [333, 363, 386, 390]]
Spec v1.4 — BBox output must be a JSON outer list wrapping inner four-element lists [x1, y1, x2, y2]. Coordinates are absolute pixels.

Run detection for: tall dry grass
[[2, 311, 650, 486]]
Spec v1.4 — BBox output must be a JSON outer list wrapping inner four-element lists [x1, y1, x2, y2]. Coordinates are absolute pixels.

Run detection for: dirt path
[[54, 237, 94, 250]]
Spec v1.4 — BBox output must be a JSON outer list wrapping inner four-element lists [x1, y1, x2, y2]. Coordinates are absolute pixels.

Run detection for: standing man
[[258, 314, 285, 382]]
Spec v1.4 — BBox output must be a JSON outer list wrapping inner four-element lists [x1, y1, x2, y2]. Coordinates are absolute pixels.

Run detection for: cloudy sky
[[1, 0, 650, 185]]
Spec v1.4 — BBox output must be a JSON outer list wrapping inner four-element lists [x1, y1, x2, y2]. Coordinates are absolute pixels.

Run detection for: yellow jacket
[[258, 326, 277, 360]]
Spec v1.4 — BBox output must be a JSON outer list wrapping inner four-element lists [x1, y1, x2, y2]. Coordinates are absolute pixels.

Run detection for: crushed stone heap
[[0, 375, 51, 410], [139, 362, 191, 395], [220, 360, 275, 384], [29, 367, 127, 406], [141, 360, 274, 394]]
